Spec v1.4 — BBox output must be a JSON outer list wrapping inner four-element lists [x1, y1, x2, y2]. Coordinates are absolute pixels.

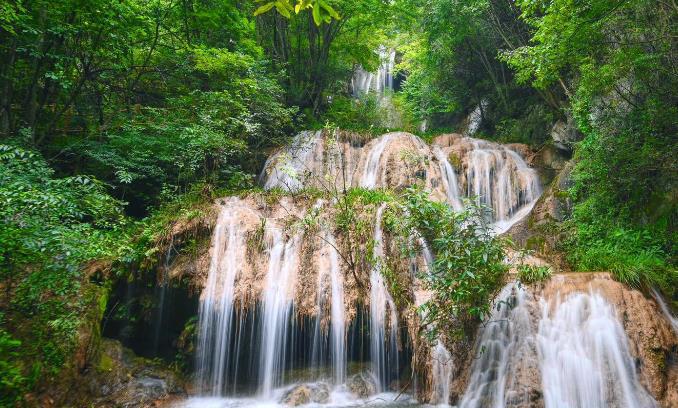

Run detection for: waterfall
[[370, 204, 399, 391], [651, 288, 678, 334], [352, 47, 396, 96], [360, 134, 395, 188], [464, 139, 541, 234], [327, 231, 347, 384], [538, 292, 657, 408], [259, 229, 301, 397], [432, 146, 463, 211], [196, 200, 249, 395], [312, 229, 347, 384], [430, 341, 453, 405], [464, 100, 488, 136], [416, 237, 453, 406], [459, 284, 533, 408]]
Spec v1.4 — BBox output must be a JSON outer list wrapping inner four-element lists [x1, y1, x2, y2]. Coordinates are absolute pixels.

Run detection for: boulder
[[550, 116, 581, 153], [280, 382, 330, 406], [85, 339, 185, 407], [347, 372, 377, 398]]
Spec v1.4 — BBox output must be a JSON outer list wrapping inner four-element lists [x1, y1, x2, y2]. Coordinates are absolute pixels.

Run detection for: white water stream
[[351, 47, 396, 96], [464, 140, 541, 234], [370, 204, 400, 391], [360, 134, 395, 188], [259, 229, 302, 396], [262, 131, 322, 192], [459, 284, 534, 408], [652, 288, 678, 335], [538, 292, 656, 408], [432, 146, 463, 211], [196, 199, 250, 395]]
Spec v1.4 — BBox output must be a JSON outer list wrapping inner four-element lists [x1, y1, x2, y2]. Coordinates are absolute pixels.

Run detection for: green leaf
[[319, 0, 340, 19], [253, 2, 275, 16], [274, 2, 291, 18], [312, 1, 321, 25]]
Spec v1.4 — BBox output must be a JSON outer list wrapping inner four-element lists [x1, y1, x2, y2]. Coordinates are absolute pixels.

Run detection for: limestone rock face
[[280, 382, 330, 406], [347, 372, 377, 397], [260, 130, 448, 201], [550, 116, 581, 152], [507, 159, 574, 271]]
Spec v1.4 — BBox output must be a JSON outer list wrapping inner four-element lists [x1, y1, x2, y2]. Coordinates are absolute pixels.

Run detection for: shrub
[[517, 264, 552, 284]]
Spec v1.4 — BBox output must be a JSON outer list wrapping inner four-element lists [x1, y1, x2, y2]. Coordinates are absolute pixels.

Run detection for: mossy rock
[[448, 152, 462, 172], [97, 353, 115, 372], [526, 235, 546, 252]]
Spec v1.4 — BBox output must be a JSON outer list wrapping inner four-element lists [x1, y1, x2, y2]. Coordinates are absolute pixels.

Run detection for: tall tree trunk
[[0, 36, 16, 136]]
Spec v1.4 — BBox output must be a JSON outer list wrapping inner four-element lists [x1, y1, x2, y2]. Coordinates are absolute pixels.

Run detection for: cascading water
[[415, 237, 453, 406], [327, 231, 347, 384], [464, 100, 488, 136], [312, 229, 347, 384], [370, 204, 400, 391], [181, 130, 675, 408], [538, 292, 657, 408], [430, 341, 453, 405], [360, 134, 395, 188], [261, 130, 322, 192], [459, 284, 534, 408], [351, 47, 396, 96], [196, 199, 251, 395], [463, 139, 541, 234], [652, 288, 678, 335], [259, 229, 301, 397], [432, 146, 463, 211]]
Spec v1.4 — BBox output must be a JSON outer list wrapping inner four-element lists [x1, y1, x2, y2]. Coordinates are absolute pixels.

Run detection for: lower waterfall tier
[[179, 190, 677, 408]]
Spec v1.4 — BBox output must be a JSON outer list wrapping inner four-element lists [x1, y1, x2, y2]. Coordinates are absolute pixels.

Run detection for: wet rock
[[85, 338, 185, 407], [347, 372, 377, 398], [550, 116, 581, 153], [280, 382, 330, 406], [506, 160, 574, 271]]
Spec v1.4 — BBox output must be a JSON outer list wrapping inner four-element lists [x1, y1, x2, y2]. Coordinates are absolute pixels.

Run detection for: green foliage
[[506, 0, 677, 290], [0, 321, 27, 406], [255, 0, 391, 112], [1, 0, 296, 214], [564, 215, 676, 290], [0, 145, 126, 394], [387, 188, 507, 339], [321, 95, 382, 132], [516, 264, 552, 284], [254, 0, 340, 25], [494, 104, 554, 145], [395, 0, 559, 134]]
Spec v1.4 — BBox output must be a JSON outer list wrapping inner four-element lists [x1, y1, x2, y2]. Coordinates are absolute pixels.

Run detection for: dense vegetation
[[1, 0, 675, 404], [396, 0, 676, 290]]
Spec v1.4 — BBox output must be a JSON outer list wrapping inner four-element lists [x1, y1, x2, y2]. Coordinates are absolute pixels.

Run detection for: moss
[[526, 235, 546, 251], [650, 348, 666, 371], [97, 353, 115, 372], [447, 152, 462, 172], [553, 188, 570, 199]]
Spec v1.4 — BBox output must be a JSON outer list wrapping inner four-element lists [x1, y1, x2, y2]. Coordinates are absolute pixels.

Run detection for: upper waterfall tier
[[260, 131, 541, 232], [351, 47, 396, 96]]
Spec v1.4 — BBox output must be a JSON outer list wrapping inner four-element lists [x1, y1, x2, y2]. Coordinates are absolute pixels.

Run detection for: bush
[[0, 145, 126, 388], [387, 188, 508, 339], [564, 217, 676, 290], [517, 264, 552, 284], [0, 324, 26, 406], [321, 95, 383, 132]]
